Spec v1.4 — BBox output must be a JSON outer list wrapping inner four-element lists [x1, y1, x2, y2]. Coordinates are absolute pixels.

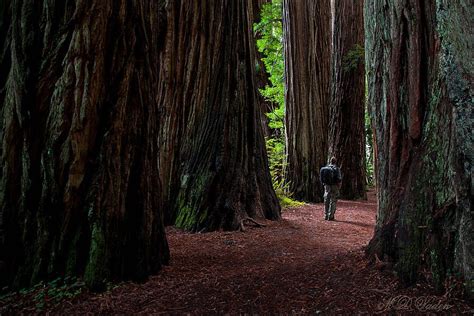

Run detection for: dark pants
[[324, 184, 339, 219]]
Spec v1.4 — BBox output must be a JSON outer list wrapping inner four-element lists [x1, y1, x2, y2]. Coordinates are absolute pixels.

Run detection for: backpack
[[320, 165, 339, 185]]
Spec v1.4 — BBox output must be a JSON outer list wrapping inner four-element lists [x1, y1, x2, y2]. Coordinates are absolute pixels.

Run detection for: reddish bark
[[283, 0, 331, 202], [157, 0, 280, 231], [329, 0, 367, 200], [365, 0, 473, 296], [0, 0, 169, 290]]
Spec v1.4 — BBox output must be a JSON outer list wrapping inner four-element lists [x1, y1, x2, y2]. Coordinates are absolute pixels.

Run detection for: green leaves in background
[[255, 0, 302, 207]]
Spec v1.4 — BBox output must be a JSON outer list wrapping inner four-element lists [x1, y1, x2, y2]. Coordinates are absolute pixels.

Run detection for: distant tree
[[329, 0, 367, 200], [282, 0, 331, 202], [157, 0, 281, 231], [0, 0, 169, 290], [365, 0, 473, 297]]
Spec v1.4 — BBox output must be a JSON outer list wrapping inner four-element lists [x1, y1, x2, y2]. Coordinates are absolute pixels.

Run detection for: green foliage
[[255, 0, 303, 208], [265, 136, 286, 201], [365, 80, 375, 187], [44, 278, 83, 303], [365, 113, 375, 187], [343, 44, 365, 72], [266, 100, 285, 130], [265, 136, 285, 182], [0, 277, 84, 313], [254, 0, 285, 132], [254, 0, 285, 109], [266, 136, 304, 208], [277, 187, 305, 208]]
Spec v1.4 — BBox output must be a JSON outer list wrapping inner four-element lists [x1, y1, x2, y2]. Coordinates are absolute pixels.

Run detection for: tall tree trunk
[[157, 0, 281, 231], [0, 0, 169, 290], [329, 0, 367, 200], [283, 0, 331, 202], [365, 0, 473, 297]]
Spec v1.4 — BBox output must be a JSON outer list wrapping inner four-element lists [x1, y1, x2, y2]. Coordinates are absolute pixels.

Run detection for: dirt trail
[[12, 191, 473, 314]]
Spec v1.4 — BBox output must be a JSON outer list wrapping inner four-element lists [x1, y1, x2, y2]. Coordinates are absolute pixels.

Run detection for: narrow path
[[51, 192, 471, 314]]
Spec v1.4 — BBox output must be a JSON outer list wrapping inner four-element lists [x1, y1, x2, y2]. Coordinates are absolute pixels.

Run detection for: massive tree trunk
[[329, 0, 367, 200], [0, 0, 169, 290], [365, 0, 473, 297], [157, 0, 281, 231], [283, 0, 331, 202]]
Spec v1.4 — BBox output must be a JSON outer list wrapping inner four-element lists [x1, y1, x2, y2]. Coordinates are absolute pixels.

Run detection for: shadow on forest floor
[[2, 191, 473, 314]]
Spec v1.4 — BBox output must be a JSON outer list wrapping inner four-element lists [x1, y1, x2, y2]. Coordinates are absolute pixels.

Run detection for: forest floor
[[2, 191, 474, 314]]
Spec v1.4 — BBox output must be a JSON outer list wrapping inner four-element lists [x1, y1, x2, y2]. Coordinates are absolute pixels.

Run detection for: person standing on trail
[[319, 157, 342, 220]]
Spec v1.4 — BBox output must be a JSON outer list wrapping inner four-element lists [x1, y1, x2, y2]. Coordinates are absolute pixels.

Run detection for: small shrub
[[0, 277, 85, 313]]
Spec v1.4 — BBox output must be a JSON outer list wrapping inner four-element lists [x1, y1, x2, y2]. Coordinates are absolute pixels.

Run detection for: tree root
[[239, 217, 266, 232], [374, 254, 394, 271]]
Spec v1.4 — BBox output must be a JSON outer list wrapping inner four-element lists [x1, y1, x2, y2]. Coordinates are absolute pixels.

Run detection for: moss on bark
[[84, 223, 107, 291], [365, 0, 473, 299]]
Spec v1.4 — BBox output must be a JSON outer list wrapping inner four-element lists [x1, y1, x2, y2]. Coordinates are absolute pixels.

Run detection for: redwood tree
[[0, 0, 169, 290], [157, 0, 281, 231], [365, 0, 473, 297], [329, 0, 367, 200], [283, 0, 331, 202]]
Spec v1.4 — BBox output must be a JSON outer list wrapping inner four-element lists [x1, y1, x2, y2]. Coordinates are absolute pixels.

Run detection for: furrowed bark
[[365, 0, 473, 297], [0, 0, 169, 290], [329, 0, 367, 200], [283, 0, 331, 202], [157, 0, 281, 231]]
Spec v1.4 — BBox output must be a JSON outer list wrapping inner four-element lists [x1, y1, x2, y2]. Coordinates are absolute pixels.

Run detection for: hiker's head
[[330, 157, 337, 165]]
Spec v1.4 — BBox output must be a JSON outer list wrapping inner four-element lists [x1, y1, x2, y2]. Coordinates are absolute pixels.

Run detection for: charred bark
[[365, 0, 473, 297], [0, 0, 169, 290], [329, 0, 367, 200], [157, 0, 281, 231], [283, 0, 331, 202]]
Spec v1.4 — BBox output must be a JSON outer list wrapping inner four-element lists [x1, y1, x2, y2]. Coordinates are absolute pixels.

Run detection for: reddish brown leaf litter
[[4, 191, 474, 314]]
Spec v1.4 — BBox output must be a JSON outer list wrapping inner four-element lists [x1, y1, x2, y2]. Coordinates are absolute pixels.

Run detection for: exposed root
[[374, 253, 394, 271], [239, 217, 266, 232]]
